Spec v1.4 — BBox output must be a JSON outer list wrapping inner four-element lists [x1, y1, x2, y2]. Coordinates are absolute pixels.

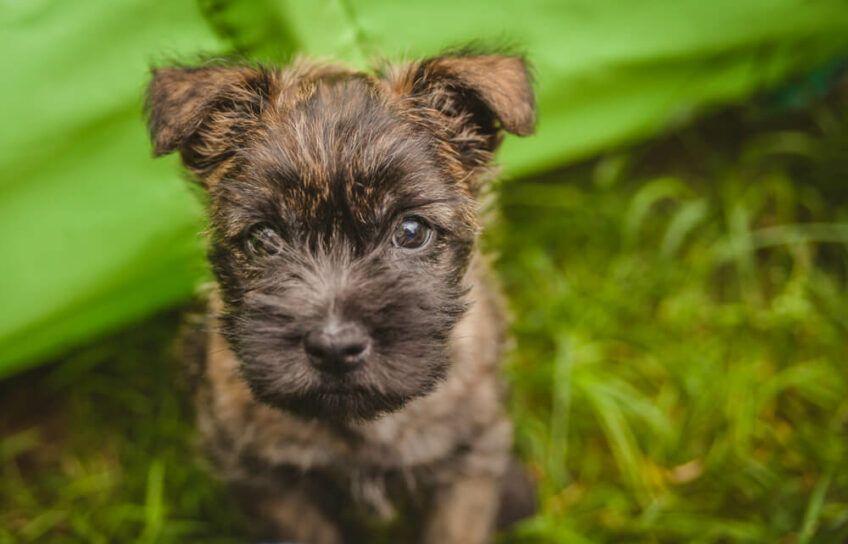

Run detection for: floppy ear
[[384, 52, 535, 175], [145, 65, 274, 185]]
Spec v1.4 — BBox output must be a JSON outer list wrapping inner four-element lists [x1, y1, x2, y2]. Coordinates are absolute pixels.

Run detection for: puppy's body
[[195, 258, 509, 542], [147, 51, 536, 542]]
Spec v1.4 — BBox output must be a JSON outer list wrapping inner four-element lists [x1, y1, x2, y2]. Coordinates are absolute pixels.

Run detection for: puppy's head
[[146, 51, 535, 421]]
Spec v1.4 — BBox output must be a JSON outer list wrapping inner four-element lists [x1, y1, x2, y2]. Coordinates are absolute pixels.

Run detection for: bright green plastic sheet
[[3, 0, 848, 375]]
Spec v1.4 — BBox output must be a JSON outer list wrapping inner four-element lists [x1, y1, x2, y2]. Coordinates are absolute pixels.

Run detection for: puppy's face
[[147, 53, 535, 420]]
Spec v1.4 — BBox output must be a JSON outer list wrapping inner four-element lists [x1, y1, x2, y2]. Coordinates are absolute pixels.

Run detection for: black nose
[[303, 322, 370, 373]]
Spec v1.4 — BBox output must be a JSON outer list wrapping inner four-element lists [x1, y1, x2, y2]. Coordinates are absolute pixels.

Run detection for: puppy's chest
[[261, 403, 477, 521], [239, 389, 477, 473], [200, 329, 493, 476]]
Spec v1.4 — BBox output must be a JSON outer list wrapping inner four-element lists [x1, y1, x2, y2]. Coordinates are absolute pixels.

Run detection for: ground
[[2, 84, 848, 543]]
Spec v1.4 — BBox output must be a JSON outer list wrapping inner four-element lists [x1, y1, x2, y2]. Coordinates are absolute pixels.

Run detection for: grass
[[0, 313, 246, 544], [3, 86, 848, 543]]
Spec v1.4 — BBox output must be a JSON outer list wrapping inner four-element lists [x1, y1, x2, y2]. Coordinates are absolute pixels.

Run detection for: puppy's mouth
[[229, 318, 454, 422], [253, 384, 411, 422]]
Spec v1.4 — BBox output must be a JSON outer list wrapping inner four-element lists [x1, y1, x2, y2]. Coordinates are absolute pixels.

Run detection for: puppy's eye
[[245, 223, 284, 256], [392, 217, 432, 250]]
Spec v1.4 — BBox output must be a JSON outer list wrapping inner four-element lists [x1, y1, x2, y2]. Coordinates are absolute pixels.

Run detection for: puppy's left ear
[[384, 52, 535, 176], [145, 64, 273, 186]]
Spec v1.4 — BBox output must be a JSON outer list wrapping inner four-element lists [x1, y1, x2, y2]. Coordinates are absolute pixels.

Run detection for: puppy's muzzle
[[303, 321, 371, 374]]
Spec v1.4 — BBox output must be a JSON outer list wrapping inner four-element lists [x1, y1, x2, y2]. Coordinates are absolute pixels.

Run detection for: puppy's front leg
[[244, 484, 344, 544], [422, 472, 502, 544]]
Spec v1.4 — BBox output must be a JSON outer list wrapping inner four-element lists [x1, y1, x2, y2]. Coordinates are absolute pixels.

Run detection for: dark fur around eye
[[244, 223, 284, 256], [392, 217, 433, 250]]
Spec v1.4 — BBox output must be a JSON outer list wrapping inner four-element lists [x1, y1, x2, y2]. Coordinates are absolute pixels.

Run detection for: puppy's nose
[[303, 322, 370, 373]]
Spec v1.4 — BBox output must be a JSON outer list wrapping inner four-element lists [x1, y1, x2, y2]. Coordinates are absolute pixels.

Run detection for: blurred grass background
[[497, 87, 848, 543], [3, 79, 848, 543]]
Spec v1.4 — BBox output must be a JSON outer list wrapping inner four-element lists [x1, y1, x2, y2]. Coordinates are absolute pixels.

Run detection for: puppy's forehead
[[245, 76, 455, 225]]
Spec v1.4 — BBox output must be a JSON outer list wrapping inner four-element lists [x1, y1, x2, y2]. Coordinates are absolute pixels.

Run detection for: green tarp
[[3, 0, 848, 376]]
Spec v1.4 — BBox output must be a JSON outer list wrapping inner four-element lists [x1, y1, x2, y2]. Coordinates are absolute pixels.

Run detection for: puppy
[[146, 49, 536, 543]]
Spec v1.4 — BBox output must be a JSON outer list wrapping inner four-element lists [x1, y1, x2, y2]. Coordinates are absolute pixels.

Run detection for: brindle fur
[[146, 49, 537, 543]]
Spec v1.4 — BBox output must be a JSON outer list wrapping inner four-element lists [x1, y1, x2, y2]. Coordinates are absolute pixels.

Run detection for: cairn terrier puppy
[[146, 48, 536, 543]]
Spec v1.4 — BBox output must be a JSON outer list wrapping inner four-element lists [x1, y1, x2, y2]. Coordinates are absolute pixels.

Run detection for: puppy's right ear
[[145, 65, 274, 184]]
